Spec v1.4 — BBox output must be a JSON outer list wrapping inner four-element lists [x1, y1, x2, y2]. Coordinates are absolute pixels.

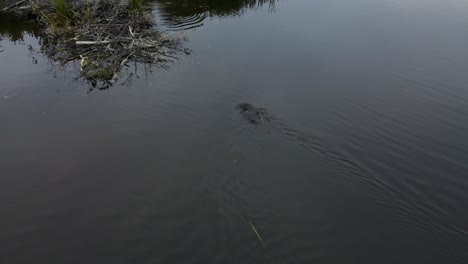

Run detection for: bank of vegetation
[[1, 0, 189, 88]]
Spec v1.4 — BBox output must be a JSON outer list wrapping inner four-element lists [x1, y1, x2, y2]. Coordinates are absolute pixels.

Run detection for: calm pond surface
[[1, 0, 468, 263]]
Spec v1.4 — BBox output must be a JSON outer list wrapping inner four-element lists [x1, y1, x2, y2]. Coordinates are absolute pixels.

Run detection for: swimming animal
[[235, 103, 369, 182], [235, 103, 272, 124]]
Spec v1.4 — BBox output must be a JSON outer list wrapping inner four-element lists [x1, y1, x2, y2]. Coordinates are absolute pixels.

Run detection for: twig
[[240, 210, 267, 248], [2, 0, 28, 11]]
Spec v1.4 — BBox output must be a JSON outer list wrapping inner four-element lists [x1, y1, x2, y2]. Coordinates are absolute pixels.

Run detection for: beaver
[[236, 103, 272, 124], [234, 103, 368, 188]]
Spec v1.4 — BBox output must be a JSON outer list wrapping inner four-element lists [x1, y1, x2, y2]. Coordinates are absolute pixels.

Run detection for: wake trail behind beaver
[[235, 103, 389, 195]]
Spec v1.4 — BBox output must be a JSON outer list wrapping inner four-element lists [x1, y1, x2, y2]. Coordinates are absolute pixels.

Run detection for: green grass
[[54, 0, 75, 23], [128, 0, 143, 13], [42, 0, 77, 29]]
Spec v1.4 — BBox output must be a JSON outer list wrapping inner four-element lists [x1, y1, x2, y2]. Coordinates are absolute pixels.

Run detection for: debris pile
[[2, 0, 189, 88]]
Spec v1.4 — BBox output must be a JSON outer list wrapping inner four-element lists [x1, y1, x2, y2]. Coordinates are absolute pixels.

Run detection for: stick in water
[[240, 210, 266, 248]]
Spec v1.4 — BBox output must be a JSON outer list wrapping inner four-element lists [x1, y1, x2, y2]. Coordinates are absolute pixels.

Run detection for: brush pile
[[3, 0, 189, 87]]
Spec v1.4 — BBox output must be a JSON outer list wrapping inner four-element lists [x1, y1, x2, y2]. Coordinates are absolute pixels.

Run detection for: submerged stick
[[248, 221, 266, 248], [240, 210, 266, 248]]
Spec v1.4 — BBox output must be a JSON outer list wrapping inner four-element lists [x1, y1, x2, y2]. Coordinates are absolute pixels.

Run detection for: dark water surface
[[1, 0, 468, 263]]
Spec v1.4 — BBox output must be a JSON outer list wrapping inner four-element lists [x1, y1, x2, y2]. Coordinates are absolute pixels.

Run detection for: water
[[1, 0, 468, 263]]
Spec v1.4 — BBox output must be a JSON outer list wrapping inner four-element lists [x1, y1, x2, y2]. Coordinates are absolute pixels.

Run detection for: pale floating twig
[[240, 210, 266, 248]]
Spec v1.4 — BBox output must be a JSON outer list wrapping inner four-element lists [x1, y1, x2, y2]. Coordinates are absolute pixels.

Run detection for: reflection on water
[[152, 0, 276, 30], [0, 13, 38, 51]]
